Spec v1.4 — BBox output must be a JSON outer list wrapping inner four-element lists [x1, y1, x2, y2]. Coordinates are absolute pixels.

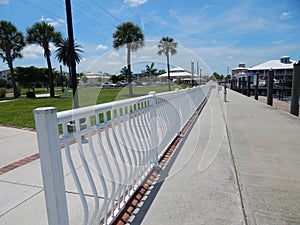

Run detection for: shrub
[[17, 86, 22, 97], [0, 88, 6, 98], [0, 79, 7, 88]]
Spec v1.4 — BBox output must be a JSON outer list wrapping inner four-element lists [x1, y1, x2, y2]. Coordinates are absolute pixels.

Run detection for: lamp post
[[191, 60, 194, 87], [200, 67, 202, 85]]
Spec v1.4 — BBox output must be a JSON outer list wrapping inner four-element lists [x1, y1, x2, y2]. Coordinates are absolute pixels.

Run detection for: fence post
[[254, 72, 259, 100], [267, 69, 274, 106], [290, 61, 300, 116], [33, 107, 69, 225], [149, 91, 159, 166]]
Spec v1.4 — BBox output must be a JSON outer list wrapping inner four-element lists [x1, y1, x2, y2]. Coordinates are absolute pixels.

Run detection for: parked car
[[117, 80, 128, 87], [102, 82, 116, 87]]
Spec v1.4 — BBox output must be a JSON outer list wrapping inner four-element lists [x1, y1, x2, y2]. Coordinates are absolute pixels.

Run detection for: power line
[[20, 0, 111, 40], [90, 0, 122, 24]]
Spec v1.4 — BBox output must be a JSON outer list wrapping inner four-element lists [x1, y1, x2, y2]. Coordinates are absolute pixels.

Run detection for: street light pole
[[191, 60, 194, 87], [200, 68, 202, 85]]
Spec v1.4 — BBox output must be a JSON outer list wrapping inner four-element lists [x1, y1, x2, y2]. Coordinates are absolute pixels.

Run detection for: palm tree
[[158, 69, 166, 75], [55, 37, 83, 106], [120, 66, 129, 80], [55, 37, 83, 69], [145, 62, 157, 77], [0, 20, 25, 98], [113, 21, 144, 97], [26, 21, 62, 97], [157, 37, 178, 91]]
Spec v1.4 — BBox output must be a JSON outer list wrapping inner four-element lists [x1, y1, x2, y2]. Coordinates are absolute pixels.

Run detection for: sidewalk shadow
[[129, 142, 183, 225], [129, 114, 201, 225]]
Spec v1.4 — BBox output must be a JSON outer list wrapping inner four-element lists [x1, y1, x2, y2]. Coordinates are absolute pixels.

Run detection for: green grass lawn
[[0, 85, 186, 128]]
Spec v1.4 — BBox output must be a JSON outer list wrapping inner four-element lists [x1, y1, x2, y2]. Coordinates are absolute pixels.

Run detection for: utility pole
[[65, 0, 79, 109], [290, 61, 300, 116]]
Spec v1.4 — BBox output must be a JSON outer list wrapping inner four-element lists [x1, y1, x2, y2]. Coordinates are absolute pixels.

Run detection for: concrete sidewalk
[[127, 87, 246, 225], [1, 87, 299, 225], [127, 88, 300, 225], [0, 126, 38, 169], [225, 90, 300, 224], [0, 126, 46, 224]]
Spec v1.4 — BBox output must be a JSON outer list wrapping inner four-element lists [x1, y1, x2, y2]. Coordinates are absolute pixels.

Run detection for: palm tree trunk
[[69, 65, 79, 108], [7, 55, 18, 98], [167, 52, 171, 91], [45, 53, 55, 97], [127, 44, 133, 97]]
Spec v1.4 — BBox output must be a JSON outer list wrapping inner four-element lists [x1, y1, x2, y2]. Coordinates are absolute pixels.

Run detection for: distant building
[[0, 69, 10, 81], [232, 63, 248, 77], [79, 72, 111, 86], [248, 56, 296, 80], [158, 67, 202, 85]]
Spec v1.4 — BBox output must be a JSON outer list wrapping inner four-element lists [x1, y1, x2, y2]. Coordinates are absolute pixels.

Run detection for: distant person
[[224, 85, 227, 102]]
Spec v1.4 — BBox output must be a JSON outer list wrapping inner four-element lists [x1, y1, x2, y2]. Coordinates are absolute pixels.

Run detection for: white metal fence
[[34, 85, 211, 225]]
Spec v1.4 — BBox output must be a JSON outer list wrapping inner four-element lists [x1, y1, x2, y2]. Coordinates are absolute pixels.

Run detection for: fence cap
[[148, 91, 156, 96], [33, 107, 57, 114]]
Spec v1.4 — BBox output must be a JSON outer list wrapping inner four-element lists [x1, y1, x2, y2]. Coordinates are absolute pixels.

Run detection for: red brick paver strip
[[257, 96, 300, 116], [0, 153, 40, 175]]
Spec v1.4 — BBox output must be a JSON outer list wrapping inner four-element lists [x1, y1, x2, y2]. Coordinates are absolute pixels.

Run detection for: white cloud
[[40, 16, 65, 27], [107, 61, 123, 66], [124, 0, 147, 7], [96, 44, 108, 51], [22, 45, 44, 59], [57, 18, 66, 24], [0, 0, 9, 4], [108, 52, 121, 59], [280, 12, 291, 20], [22, 43, 57, 60]]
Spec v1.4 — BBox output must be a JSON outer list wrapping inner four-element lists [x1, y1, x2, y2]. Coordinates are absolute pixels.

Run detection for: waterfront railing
[[33, 85, 211, 225]]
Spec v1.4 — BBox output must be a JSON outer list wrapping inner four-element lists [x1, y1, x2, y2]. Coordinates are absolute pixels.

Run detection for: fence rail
[[34, 85, 211, 225]]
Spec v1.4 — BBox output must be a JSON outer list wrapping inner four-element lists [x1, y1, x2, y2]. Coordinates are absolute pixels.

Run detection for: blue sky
[[1, 0, 300, 75]]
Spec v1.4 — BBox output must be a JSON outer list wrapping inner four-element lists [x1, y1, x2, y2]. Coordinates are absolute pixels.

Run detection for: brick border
[[0, 125, 38, 175], [0, 153, 40, 175]]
